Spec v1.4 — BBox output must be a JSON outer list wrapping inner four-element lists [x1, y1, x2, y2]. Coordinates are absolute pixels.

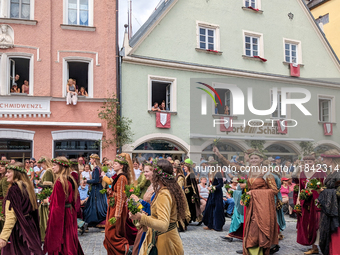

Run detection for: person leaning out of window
[[66, 78, 78, 105], [21, 80, 29, 94], [78, 87, 88, 97], [151, 102, 161, 112], [159, 100, 167, 111], [10, 84, 20, 93]]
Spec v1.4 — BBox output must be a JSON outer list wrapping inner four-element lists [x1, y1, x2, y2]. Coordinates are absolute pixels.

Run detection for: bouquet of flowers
[[228, 190, 234, 197], [184, 188, 190, 194], [299, 189, 313, 201], [209, 186, 216, 193], [125, 184, 141, 198], [109, 217, 116, 225], [34, 173, 39, 181], [293, 204, 302, 215], [109, 197, 115, 207], [191, 196, 198, 204], [127, 198, 143, 214], [315, 198, 321, 209], [294, 185, 299, 193], [237, 177, 247, 183], [100, 189, 107, 195], [37, 187, 53, 201], [102, 166, 108, 173], [225, 184, 231, 190], [306, 178, 322, 190], [213, 138, 221, 147], [241, 192, 251, 207]]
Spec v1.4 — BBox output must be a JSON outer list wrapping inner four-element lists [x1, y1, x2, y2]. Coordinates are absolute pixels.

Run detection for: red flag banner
[[220, 117, 233, 132], [156, 112, 171, 129], [290, 63, 300, 77], [277, 120, 288, 134], [323, 123, 333, 136]]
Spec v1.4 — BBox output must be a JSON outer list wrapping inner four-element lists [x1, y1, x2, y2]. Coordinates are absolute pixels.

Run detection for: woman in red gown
[[44, 156, 84, 255], [103, 155, 131, 254]]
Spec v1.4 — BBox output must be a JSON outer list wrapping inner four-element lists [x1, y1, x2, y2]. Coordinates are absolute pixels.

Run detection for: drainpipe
[[116, 0, 121, 154]]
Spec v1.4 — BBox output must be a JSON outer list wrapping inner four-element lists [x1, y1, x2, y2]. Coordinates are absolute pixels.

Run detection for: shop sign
[[0, 97, 50, 114]]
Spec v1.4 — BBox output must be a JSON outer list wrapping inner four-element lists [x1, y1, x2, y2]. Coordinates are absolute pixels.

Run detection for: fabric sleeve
[[87, 167, 99, 184], [0, 201, 17, 242], [177, 176, 184, 188], [2, 178, 9, 198], [215, 176, 224, 191], [0, 179, 3, 198], [266, 175, 279, 195], [44, 181, 65, 253], [43, 170, 54, 183], [140, 190, 171, 233], [137, 174, 147, 190], [103, 176, 113, 185], [114, 176, 127, 218]]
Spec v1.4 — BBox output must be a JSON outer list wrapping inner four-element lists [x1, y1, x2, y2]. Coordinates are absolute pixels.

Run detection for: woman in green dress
[[0, 160, 9, 231], [37, 156, 55, 242], [137, 162, 151, 198]]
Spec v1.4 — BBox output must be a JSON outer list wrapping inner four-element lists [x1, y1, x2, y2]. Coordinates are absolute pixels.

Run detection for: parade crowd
[[0, 147, 338, 255]]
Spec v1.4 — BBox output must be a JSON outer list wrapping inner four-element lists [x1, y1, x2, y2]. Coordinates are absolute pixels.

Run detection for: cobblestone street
[[79, 216, 310, 255]]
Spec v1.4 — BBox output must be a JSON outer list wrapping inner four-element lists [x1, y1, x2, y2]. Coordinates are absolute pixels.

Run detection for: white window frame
[[212, 82, 234, 116], [2, 52, 34, 95], [196, 21, 220, 51], [318, 95, 335, 123], [283, 38, 302, 64], [148, 75, 177, 112], [63, 0, 94, 27], [62, 57, 94, 98], [270, 90, 290, 119], [244, 0, 261, 9], [2, 0, 35, 19], [243, 30, 264, 58]]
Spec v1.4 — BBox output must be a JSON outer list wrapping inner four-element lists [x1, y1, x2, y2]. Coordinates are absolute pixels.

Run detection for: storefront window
[[0, 139, 32, 162], [202, 142, 243, 161], [54, 139, 100, 159]]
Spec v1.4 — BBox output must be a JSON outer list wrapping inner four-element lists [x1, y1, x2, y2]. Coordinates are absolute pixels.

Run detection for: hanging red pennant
[[290, 63, 300, 77], [220, 117, 233, 132], [156, 112, 171, 129], [277, 120, 288, 134], [323, 123, 333, 136]]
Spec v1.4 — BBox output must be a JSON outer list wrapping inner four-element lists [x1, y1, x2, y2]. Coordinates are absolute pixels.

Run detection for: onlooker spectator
[[230, 177, 238, 190], [10, 84, 20, 93], [79, 181, 89, 205], [78, 87, 88, 96], [104, 160, 116, 178], [136, 153, 145, 164], [0, 156, 6, 161], [21, 80, 29, 94], [198, 177, 209, 213], [78, 156, 85, 172], [133, 160, 142, 180], [81, 164, 92, 181], [25, 159, 34, 182], [280, 177, 294, 216], [222, 185, 235, 218], [33, 159, 43, 176], [151, 102, 161, 112], [224, 105, 229, 115], [10, 159, 15, 164], [66, 78, 78, 105], [159, 100, 166, 111]]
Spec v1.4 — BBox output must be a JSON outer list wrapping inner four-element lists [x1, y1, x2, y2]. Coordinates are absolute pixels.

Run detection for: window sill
[[148, 110, 177, 115], [60, 24, 96, 32], [9, 93, 30, 96], [318, 121, 336, 125], [212, 114, 238, 120], [0, 18, 37, 25], [242, 6, 264, 13], [195, 48, 222, 55], [242, 55, 267, 62], [282, 62, 305, 67]]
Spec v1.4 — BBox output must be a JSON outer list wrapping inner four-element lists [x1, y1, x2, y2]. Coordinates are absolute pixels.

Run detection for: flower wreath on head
[[249, 151, 265, 159], [6, 165, 26, 174], [154, 165, 175, 180], [114, 155, 129, 165], [52, 158, 70, 167], [69, 161, 79, 165], [90, 154, 100, 160], [0, 160, 9, 166], [37, 158, 46, 164]]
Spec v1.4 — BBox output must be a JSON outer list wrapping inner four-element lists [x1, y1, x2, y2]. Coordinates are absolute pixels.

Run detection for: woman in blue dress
[[202, 163, 225, 231], [83, 154, 107, 226]]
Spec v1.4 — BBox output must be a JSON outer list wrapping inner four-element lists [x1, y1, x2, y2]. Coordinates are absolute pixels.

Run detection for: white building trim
[[122, 133, 189, 154], [56, 50, 100, 66], [315, 140, 340, 151], [0, 120, 101, 127], [0, 128, 35, 140], [52, 130, 103, 140], [264, 140, 302, 155]]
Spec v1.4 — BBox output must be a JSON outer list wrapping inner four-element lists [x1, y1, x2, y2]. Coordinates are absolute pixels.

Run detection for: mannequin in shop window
[[21, 80, 29, 94], [66, 78, 78, 105]]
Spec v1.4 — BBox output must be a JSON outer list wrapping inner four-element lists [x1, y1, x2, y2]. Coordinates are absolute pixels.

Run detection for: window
[[214, 88, 232, 115], [9, 57, 30, 94], [148, 75, 177, 112], [245, 35, 259, 57], [67, 0, 89, 26], [285, 43, 298, 64], [10, 0, 30, 19], [54, 139, 100, 159], [199, 27, 215, 50], [0, 139, 32, 162], [245, 0, 256, 8], [196, 21, 220, 52], [319, 99, 331, 122], [63, 57, 93, 98], [272, 92, 286, 118]]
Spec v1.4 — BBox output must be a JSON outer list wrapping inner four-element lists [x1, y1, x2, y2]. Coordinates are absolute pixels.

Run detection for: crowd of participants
[[0, 148, 338, 255]]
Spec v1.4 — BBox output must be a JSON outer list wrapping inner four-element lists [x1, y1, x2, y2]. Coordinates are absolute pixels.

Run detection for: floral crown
[[114, 155, 129, 165], [154, 165, 175, 179], [90, 154, 100, 160], [0, 160, 9, 166], [6, 165, 26, 174], [249, 151, 265, 158], [37, 158, 46, 164], [69, 160, 79, 165], [52, 158, 70, 167]]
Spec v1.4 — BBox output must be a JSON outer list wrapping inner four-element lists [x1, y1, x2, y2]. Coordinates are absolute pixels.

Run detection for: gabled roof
[[129, 0, 176, 48], [308, 0, 330, 10]]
